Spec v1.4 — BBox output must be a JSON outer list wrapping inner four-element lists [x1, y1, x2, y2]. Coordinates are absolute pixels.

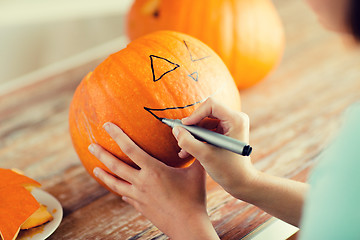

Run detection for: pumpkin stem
[[141, 0, 161, 18]]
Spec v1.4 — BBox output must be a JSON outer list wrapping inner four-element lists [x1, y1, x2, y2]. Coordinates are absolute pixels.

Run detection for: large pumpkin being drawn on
[[69, 31, 241, 188], [127, 0, 285, 89]]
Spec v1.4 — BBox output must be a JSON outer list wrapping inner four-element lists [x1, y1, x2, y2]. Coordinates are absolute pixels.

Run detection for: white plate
[[17, 188, 63, 240]]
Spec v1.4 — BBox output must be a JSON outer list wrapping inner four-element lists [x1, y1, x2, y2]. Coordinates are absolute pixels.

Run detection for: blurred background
[[0, 0, 132, 93], [0, 0, 344, 94]]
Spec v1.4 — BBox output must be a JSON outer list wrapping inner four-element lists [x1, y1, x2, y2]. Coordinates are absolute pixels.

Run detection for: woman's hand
[[173, 98, 308, 227], [88, 122, 219, 240], [173, 97, 259, 198]]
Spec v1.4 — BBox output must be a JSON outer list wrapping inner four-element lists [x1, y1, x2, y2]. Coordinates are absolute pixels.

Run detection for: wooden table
[[1, 0, 360, 239]]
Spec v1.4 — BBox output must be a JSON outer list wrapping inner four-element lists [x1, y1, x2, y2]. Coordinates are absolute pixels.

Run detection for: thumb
[[173, 126, 214, 162]]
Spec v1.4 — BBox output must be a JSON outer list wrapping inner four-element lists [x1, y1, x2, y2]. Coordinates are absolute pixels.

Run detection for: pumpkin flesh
[[0, 169, 41, 240]]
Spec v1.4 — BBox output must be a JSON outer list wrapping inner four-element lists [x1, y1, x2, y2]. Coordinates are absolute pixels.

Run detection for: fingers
[[230, 111, 250, 142], [122, 196, 140, 209], [182, 97, 238, 125], [93, 167, 135, 198], [173, 127, 214, 161], [89, 143, 138, 183], [178, 148, 191, 159], [197, 118, 220, 130], [103, 122, 159, 168], [182, 97, 250, 141]]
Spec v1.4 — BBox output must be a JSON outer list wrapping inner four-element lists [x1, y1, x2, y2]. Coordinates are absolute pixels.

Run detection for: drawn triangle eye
[[183, 40, 211, 62], [150, 55, 180, 82], [188, 72, 198, 81]]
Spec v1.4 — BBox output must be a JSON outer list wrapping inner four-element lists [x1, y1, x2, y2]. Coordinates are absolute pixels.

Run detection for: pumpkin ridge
[[229, 0, 236, 74], [96, 57, 135, 119], [186, 0, 204, 40], [171, 1, 188, 34], [213, 0, 232, 66], [99, 57, 148, 137], [101, 54, 146, 115], [203, 0, 220, 51]]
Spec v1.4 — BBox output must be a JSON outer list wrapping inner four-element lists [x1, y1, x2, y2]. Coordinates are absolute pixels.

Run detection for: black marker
[[161, 118, 252, 156]]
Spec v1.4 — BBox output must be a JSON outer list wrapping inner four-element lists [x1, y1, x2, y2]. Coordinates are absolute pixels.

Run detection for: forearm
[[168, 211, 219, 240], [233, 171, 309, 227]]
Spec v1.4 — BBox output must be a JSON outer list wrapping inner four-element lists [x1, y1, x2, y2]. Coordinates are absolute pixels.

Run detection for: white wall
[[0, 0, 133, 84]]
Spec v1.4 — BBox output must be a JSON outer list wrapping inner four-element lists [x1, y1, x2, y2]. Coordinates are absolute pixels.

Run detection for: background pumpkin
[[126, 0, 285, 89], [69, 31, 241, 190]]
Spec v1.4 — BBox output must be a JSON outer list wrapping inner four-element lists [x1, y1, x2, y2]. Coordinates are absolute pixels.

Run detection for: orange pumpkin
[[126, 0, 285, 89], [69, 31, 241, 189]]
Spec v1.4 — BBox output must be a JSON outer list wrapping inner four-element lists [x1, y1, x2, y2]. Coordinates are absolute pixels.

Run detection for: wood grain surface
[[1, 0, 360, 239]]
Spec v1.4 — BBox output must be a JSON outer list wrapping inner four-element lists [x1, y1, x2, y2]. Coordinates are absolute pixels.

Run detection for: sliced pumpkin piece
[[9, 169, 39, 192], [0, 185, 40, 240], [21, 205, 54, 230], [0, 168, 52, 240], [0, 169, 41, 190]]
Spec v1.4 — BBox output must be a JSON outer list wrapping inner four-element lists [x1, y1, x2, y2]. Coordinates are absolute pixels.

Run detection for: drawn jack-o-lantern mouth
[[144, 96, 207, 121], [144, 40, 211, 121]]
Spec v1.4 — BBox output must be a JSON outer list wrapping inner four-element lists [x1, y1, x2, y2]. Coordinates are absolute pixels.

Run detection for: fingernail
[[93, 167, 100, 177], [103, 122, 111, 133], [178, 149, 186, 158], [88, 144, 95, 154], [173, 127, 180, 138], [181, 117, 188, 123]]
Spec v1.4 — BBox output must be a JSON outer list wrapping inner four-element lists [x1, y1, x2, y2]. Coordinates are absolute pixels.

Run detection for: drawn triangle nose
[[188, 71, 198, 82]]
